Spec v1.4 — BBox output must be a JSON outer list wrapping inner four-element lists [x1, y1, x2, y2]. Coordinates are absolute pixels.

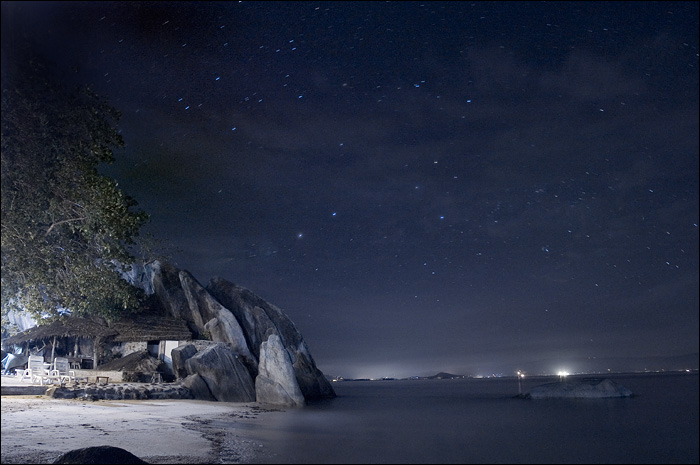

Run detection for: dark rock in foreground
[[53, 446, 148, 464], [519, 377, 634, 399]]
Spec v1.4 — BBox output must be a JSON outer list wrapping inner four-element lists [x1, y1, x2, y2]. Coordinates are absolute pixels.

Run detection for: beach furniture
[[27, 355, 51, 385], [16, 365, 32, 382], [49, 357, 76, 385]]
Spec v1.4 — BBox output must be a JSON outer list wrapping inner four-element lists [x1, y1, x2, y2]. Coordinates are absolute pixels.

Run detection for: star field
[[2, 1, 698, 378]]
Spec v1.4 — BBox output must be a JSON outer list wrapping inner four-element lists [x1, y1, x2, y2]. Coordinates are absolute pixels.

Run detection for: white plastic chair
[[27, 355, 50, 385], [50, 357, 76, 385], [16, 366, 32, 382]]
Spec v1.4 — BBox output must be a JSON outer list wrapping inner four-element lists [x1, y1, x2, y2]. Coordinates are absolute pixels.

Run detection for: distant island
[[326, 352, 698, 381], [424, 372, 466, 380], [331, 372, 466, 382]]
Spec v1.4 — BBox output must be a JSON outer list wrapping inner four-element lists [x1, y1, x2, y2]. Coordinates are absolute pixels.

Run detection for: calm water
[[230, 372, 698, 464]]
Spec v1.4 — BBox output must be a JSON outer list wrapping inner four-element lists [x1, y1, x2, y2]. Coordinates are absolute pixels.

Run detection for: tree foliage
[[1, 53, 149, 322]]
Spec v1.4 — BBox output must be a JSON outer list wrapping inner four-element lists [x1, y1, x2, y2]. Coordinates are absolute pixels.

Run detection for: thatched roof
[[110, 313, 192, 342], [2, 312, 192, 351], [2, 316, 116, 349]]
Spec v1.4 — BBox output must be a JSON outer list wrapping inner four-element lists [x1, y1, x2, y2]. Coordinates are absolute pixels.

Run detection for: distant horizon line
[[329, 368, 699, 382]]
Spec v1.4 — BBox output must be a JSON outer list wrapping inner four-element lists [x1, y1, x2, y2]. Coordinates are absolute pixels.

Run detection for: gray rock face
[[255, 334, 305, 406], [6, 309, 37, 333], [523, 378, 635, 399], [171, 344, 198, 380], [182, 373, 216, 401], [180, 272, 257, 370], [207, 277, 336, 400], [119, 261, 157, 296], [152, 262, 194, 325], [184, 343, 256, 402]]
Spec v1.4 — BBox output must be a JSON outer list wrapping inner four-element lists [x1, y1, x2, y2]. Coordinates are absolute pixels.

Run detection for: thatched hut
[[2, 312, 193, 373], [1, 316, 116, 368]]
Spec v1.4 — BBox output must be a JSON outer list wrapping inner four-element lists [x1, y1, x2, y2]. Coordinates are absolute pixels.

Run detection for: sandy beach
[[1, 377, 281, 464]]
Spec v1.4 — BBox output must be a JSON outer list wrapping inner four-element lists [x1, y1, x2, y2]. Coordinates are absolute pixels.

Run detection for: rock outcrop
[[138, 260, 335, 405], [184, 343, 256, 402], [181, 373, 216, 401], [179, 272, 258, 374], [171, 344, 197, 380], [206, 277, 336, 400], [98, 350, 166, 382], [520, 378, 634, 399], [255, 334, 305, 406]]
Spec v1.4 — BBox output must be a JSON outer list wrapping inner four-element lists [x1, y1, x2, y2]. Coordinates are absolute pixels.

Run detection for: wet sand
[[0, 394, 280, 464]]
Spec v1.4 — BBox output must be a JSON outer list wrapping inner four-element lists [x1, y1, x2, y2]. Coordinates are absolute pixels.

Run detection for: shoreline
[[0, 395, 280, 464]]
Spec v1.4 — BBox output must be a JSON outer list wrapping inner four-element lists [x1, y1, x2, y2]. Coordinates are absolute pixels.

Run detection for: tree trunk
[[93, 337, 100, 369], [50, 336, 56, 363]]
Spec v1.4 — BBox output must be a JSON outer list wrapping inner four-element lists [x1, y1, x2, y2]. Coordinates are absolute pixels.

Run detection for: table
[[67, 357, 92, 370]]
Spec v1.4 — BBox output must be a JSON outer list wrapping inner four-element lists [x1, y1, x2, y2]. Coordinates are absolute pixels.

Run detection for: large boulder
[[182, 373, 217, 401], [255, 334, 305, 406], [179, 272, 257, 370], [207, 277, 336, 400], [184, 343, 256, 402], [522, 378, 635, 399], [171, 344, 198, 380], [151, 261, 200, 329], [207, 277, 305, 357], [292, 350, 336, 399]]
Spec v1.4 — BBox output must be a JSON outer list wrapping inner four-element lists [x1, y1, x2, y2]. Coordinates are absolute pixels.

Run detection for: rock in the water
[[256, 334, 305, 406], [53, 446, 147, 464], [522, 378, 634, 399]]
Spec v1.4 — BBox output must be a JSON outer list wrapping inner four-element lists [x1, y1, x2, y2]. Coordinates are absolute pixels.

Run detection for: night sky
[[2, 1, 698, 379]]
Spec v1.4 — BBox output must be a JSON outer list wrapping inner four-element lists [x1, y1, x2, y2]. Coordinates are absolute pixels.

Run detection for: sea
[[229, 372, 698, 464]]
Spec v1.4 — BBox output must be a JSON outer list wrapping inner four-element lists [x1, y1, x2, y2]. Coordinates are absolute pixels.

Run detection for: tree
[[1, 51, 149, 322]]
